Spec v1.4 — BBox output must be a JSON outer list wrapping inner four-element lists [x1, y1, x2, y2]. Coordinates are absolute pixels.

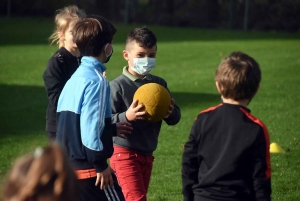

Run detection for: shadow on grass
[[0, 17, 299, 46], [172, 92, 220, 109], [0, 84, 220, 137], [0, 84, 48, 137]]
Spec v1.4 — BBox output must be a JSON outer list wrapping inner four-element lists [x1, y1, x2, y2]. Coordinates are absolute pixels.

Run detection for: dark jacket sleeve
[[251, 127, 272, 201], [85, 146, 109, 172], [110, 123, 117, 137], [43, 56, 66, 106], [182, 116, 201, 201], [163, 82, 181, 125], [164, 103, 181, 125]]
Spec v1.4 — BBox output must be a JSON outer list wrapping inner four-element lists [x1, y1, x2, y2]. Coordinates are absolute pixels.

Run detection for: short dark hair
[[125, 27, 157, 49], [73, 15, 116, 57], [215, 51, 261, 100]]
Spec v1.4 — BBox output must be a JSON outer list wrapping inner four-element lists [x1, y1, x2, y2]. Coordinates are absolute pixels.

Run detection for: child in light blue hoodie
[[56, 15, 132, 201]]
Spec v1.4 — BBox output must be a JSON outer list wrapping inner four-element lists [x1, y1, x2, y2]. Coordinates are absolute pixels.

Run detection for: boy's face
[[123, 40, 157, 68]]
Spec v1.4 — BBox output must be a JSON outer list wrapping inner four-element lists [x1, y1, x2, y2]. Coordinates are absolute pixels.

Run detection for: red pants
[[110, 146, 154, 201]]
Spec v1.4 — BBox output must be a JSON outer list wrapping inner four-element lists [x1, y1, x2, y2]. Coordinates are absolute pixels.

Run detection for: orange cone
[[270, 142, 285, 153]]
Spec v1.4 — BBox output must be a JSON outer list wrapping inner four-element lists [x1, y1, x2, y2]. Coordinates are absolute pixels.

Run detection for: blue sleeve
[[80, 78, 113, 172], [81, 80, 107, 150]]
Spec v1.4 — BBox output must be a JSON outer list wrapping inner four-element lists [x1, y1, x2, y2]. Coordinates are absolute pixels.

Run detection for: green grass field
[[0, 17, 300, 200]]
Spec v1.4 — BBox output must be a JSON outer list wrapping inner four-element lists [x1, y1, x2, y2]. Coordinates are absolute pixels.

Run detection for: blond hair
[[49, 5, 86, 48], [3, 143, 79, 201]]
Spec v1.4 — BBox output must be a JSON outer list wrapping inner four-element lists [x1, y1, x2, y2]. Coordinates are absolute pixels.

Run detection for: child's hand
[[116, 122, 133, 139], [95, 166, 113, 190], [126, 99, 147, 121], [103, 71, 107, 78], [164, 98, 175, 119]]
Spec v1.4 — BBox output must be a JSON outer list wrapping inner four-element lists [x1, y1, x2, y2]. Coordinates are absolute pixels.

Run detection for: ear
[[122, 50, 129, 61], [215, 81, 222, 94], [58, 32, 64, 41]]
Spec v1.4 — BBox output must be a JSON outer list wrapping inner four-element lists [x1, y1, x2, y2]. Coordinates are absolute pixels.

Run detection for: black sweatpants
[[79, 173, 125, 201]]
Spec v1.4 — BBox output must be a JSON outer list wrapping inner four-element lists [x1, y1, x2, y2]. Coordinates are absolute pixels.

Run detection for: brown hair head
[[125, 27, 157, 50], [73, 15, 117, 57], [49, 5, 86, 48], [3, 143, 78, 201], [215, 51, 261, 101]]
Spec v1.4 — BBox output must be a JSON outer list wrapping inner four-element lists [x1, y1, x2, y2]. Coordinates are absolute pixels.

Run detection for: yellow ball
[[133, 83, 171, 122]]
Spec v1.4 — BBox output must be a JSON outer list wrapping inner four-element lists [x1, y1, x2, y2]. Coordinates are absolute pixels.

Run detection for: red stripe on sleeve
[[199, 103, 223, 115], [240, 108, 271, 179], [194, 104, 223, 121]]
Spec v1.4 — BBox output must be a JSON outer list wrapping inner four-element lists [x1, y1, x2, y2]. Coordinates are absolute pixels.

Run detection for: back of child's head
[[215, 51, 261, 101], [72, 15, 116, 57], [125, 27, 157, 50], [49, 5, 86, 48], [3, 143, 78, 201]]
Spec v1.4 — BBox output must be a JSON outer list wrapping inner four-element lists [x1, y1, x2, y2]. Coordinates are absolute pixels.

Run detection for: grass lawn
[[0, 17, 300, 200]]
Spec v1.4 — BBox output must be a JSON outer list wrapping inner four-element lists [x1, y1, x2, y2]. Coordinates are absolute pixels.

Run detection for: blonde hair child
[[49, 5, 86, 48], [43, 5, 86, 140]]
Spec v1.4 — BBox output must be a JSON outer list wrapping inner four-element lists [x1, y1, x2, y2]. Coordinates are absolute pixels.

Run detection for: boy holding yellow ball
[[109, 27, 181, 201]]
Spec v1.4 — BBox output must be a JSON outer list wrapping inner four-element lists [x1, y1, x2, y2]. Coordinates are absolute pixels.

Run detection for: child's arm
[[110, 80, 146, 123], [156, 79, 180, 125], [80, 80, 113, 188], [164, 97, 181, 125], [251, 127, 272, 201], [161, 81, 181, 125], [43, 55, 66, 106], [112, 122, 133, 139], [110, 80, 127, 123], [125, 100, 147, 121], [182, 117, 201, 201]]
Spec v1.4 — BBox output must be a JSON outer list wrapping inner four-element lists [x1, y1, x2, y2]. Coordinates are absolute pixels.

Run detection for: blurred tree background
[[0, 0, 299, 32]]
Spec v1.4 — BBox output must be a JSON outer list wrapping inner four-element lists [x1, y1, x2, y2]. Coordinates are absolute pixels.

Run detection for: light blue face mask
[[131, 57, 156, 75]]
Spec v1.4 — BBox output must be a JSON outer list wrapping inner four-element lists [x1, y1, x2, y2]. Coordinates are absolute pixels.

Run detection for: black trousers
[[79, 173, 125, 201]]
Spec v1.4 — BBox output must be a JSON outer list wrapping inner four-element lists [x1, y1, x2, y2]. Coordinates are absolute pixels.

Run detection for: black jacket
[[182, 103, 271, 201], [43, 47, 81, 132]]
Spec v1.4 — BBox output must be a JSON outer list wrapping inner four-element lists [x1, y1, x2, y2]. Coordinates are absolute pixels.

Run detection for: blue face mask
[[130, 57, 156, 75]]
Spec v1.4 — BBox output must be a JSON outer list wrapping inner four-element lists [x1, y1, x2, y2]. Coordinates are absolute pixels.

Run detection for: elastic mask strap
[[104, 43, 113, 57]]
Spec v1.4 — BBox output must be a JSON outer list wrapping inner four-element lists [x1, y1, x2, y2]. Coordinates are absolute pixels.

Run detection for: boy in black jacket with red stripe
[[182, 51, 271, 201]]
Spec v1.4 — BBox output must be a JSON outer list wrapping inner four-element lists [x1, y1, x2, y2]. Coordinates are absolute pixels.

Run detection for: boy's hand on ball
[[164, 98, 175, 119], [116, 122, 133, 139], [126, 99, 147, 121]]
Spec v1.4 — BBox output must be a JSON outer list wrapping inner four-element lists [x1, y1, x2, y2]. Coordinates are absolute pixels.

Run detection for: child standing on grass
[[56, 16, 132, 201], [109, 27, 181, 201], [182, 51, 272, 201], [43, 5, 86, 140]]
